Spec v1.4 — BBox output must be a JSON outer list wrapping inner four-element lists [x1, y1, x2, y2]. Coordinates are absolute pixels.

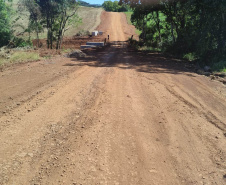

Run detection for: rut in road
[[0, 12, 226, 185]]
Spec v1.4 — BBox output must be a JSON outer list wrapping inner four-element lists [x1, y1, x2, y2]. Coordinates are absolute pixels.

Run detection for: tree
[[21, 0, 80, 49], [120, 0, 226, 66], [0, 0, 12, 47], [19, 0, 43, 47], [38, 0, 80, 49]]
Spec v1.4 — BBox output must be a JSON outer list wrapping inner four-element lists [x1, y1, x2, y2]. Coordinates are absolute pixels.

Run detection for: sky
[[84, 0, 118, 5]]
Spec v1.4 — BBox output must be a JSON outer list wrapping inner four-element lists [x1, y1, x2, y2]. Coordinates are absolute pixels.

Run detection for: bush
[[183, 53, 196, 61], [212, 61, 226, 72], [7, 37, 33, 48], [14, 38, 33, 47]]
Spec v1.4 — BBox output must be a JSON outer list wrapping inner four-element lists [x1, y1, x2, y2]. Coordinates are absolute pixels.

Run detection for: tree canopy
[[120, 0, 226, 66], [102, 1, 130, 12]]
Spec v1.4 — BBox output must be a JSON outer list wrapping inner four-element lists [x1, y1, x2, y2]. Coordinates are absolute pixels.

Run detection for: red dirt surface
[[33, 36, 106, 51], [0, 11, 226, 185]]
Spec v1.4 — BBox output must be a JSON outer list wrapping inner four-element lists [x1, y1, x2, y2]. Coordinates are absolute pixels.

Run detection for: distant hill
[[78, 0, 102, 8]]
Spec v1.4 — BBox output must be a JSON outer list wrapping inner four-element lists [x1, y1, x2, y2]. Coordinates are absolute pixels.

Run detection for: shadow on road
[[64, 41, 195, 76]]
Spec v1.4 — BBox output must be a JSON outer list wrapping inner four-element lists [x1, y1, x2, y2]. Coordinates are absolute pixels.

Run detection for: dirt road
[[0, 12, 226, 185]]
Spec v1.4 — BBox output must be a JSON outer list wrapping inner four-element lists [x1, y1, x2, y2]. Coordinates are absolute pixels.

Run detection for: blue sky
[[84, 0, 118, 5]]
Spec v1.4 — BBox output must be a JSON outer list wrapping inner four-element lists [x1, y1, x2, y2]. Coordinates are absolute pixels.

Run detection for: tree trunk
[[171, 23, 175, 43], [36, 31, 39, 48], [142, 16, 145, 41], [156, 11, 162, 43]]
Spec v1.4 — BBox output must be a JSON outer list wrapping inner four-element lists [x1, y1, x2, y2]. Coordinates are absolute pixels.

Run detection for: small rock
[[28, 153, 34, 157], [204, 66, 211, 72], [18, 152, 27, 157], [197, 69, 204, 75], [203, 72, 211, 76], [210, 75, 215, 80]]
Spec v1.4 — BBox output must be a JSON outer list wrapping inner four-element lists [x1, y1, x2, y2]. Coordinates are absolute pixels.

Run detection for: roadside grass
[[124, 12, 141, 35], [62, 48, 72, 53], [182, 53, 226, 72], [139, 46, 161, 52], [124, 12, 133, 25], [0, 51, 40, 67]]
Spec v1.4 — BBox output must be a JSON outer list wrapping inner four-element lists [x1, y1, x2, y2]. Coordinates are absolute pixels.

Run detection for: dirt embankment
[[0, 11, 226, 185]]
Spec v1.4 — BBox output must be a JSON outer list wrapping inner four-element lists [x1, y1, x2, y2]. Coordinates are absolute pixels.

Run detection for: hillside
[[78, 0, 102, 7], [65, 6, 103, 37], [11, 0, 103, 39]]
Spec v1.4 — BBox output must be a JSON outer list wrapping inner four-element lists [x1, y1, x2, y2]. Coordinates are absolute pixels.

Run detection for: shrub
[[212, 61, 226, 72], [183, 53, 196, 61]]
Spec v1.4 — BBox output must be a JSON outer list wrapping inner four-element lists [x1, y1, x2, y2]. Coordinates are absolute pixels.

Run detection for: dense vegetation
[[102, 1, 130, 12], [0, 0, 12, 47], [120, 0, 226, 69]]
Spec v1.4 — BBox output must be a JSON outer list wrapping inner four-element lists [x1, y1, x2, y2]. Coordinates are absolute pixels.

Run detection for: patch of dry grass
[[0, 50, 40, 68]]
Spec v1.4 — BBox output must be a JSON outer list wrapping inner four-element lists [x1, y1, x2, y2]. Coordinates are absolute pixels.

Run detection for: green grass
[[125, 11, 166, 36], [0, 51, 40, 67], [124, 12, 133, 25], [124, 12, 142, 35]]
